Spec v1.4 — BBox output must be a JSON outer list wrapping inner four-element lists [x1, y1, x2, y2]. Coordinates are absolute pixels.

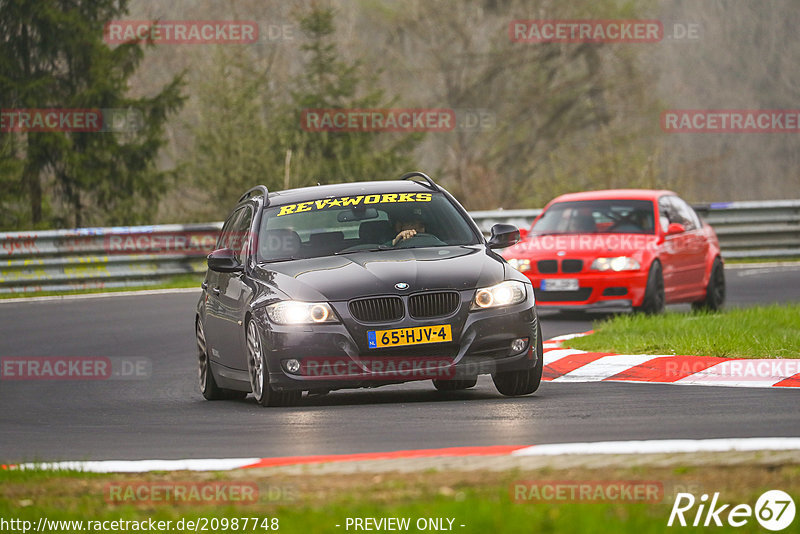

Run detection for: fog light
[[511, 338, 527, 353], [285, 359, 301, 373]]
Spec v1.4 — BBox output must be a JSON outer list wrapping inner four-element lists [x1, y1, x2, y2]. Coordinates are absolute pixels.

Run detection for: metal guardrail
[[0, 223, 221, 294], [1, 201, 797, 294]]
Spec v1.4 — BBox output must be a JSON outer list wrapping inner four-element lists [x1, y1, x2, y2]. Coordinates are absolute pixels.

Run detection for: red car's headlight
[[590, 257, 641, 272], [507, 258, 531, 272]]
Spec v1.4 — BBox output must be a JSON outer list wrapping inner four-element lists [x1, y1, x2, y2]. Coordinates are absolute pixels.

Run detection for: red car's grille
[[561, 259, 583, 273], [537, 259, 583, 273], [537, 260, 558, 273]]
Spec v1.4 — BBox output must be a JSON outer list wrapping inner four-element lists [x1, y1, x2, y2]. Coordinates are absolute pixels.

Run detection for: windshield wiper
[[334, 247, 390, 255], [259, 257, 302, 263]]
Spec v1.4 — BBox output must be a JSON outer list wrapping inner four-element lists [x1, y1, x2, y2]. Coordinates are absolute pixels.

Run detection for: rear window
[[532, 199, 656, 235], [257, 192, 479, 261]]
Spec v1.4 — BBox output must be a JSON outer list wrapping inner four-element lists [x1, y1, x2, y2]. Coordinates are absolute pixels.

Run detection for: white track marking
[[542, 333, 798, 388], [547, 332, 591, 342], [14, 458, 260, 473], [512, 437, 800, 456], [543, 348, 589, 366], [725, 262, 800, 270], [675, 359, 799, 388], [552, 354, 663, 382], [12, 438, 800, 473], [0, 287, 200, 304]]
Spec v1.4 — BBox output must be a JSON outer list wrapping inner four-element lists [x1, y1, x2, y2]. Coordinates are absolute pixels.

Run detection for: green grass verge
[[1, 464, 796, 533], [0, 274, 204, 300], [568, 304, 800, 359]]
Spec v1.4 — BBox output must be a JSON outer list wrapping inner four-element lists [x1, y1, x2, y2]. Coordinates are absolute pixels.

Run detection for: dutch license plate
[[368, 325, 452, 349], [541, 278, 579, 291]]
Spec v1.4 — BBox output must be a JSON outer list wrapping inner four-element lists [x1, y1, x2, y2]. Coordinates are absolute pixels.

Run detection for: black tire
[[635, 261, 665, 315], [246, 319, 301, 407], [692, 257, 725, 312], [432, 377, 478, 391], [197, 318, 246, 401], [492, 322, 544, 397]]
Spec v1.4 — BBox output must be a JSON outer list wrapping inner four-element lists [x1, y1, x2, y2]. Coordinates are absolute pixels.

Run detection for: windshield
[[532, 199, 656, 235], [257, 192, 480, 261]]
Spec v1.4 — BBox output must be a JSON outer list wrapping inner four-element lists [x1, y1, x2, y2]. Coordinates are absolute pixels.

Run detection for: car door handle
[[212, 287, 220, 296], [201, 282, 208, 290]]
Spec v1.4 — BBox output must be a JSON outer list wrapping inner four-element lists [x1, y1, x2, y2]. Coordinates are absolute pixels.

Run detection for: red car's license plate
[[541, 278, 579, 291]]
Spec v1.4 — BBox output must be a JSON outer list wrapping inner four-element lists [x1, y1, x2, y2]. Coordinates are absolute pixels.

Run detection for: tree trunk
[[23, 148, 42, 224]]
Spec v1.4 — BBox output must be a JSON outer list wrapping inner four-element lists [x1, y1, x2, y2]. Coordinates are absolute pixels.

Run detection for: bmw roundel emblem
[[395, 282, 410, 290]]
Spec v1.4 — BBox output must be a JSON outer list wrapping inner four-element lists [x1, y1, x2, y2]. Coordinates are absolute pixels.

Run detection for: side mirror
[[207, 248, 243, 273], [518, 227, 529, 240], [487, 223, 520, 249], [666, 222, 686, 236]]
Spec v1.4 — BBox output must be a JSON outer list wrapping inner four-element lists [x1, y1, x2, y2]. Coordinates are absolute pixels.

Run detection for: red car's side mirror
[[666, 222, 686, 235]]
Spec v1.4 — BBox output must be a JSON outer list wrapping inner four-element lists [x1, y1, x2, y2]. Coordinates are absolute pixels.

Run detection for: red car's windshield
[[531, 199, 656, 235]]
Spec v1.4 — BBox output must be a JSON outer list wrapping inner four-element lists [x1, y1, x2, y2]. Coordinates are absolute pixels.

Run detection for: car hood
[[503, 233, 659, 258], [254, 246, 506, 302]]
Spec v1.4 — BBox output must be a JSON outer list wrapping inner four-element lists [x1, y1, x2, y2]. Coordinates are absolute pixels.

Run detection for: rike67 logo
[[668, 490, 795, 531]]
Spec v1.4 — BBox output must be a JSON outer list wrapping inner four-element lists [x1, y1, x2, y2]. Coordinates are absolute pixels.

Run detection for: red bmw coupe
[[502, 189, 725, 313]]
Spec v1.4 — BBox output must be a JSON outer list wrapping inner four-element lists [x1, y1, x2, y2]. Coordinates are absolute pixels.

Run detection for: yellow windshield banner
[[276, 193, 432, 217]]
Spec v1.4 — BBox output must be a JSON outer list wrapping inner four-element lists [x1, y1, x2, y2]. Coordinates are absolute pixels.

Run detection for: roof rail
[[400, 171, 438, 190], [238, 185, 270, 204]]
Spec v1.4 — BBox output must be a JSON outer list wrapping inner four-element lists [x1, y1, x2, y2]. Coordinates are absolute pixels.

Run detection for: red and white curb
[[5, 438, 800, 473], [543, 332, 800, 388]]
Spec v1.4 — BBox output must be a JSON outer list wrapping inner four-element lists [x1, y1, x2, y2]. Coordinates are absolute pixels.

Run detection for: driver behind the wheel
[[389, 208, 427, 246]]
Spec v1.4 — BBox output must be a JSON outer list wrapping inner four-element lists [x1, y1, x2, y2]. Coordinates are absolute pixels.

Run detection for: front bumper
[[255, 295, 539, 391], [524, 270, 648, 309]]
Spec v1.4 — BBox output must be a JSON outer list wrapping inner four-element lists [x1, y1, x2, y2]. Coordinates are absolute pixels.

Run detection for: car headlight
[[590, 256, 641, 272], [507, 258, 531, 272], [471, 280, 527, 309], [266, 301, 338, 324]]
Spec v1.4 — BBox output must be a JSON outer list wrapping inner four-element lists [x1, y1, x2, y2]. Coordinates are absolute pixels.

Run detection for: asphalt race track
[[0, 264, 798, 463]]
